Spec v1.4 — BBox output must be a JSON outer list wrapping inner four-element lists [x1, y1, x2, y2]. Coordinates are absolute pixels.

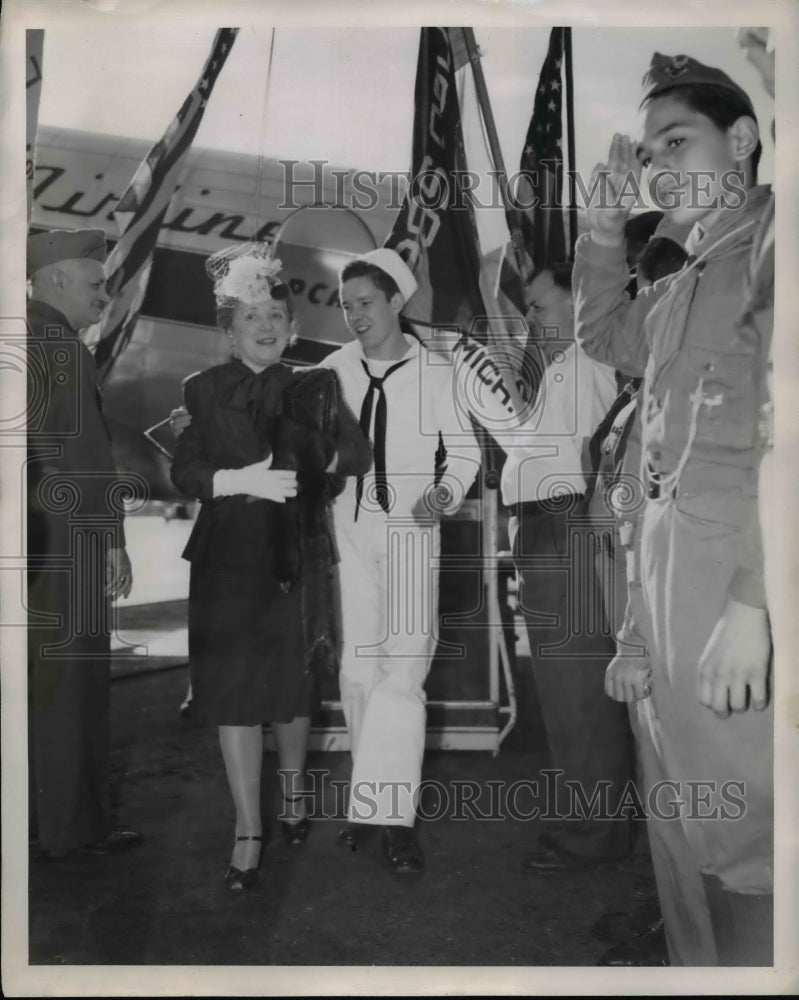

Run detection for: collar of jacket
[[27, 299, 76, 338], [352, 333, 421, 368], [688, 184, 773, 265]]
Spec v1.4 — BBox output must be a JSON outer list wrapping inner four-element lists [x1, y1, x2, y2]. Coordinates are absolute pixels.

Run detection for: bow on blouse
[[222, 360, 293, 461]]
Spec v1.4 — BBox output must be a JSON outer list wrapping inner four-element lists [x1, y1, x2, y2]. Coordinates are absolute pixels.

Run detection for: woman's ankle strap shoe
[[281, 795, 310, 847], [225, 835, 263, 891]]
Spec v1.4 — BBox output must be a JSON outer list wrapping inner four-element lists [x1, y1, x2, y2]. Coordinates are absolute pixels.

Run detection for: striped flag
[[92, 28, 239, 383], [386, 27, 530, 442], [493, 27, 569, 404], [517, 27, 567, 269]]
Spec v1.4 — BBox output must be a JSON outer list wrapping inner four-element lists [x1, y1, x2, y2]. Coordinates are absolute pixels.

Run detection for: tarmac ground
[[24, 513, 658, 979], [28, 662, 656, 969]]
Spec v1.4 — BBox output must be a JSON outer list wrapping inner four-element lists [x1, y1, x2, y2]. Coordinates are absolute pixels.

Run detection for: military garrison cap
[[642, 53, 756, 118], [27, 228, 106, 277]]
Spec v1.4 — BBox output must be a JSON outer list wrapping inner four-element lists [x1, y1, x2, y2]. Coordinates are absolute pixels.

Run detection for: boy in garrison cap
[[572, 54, 773, 966], [320, 248, 479, 876], [27, 228, 140, 858]]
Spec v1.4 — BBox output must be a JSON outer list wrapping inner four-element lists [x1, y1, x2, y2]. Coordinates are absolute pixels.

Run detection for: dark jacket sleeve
[[27, 321, 126, 547], [333, 391, 372, 477], [281, 370, 371, 481], [170, 374, 220, 501]]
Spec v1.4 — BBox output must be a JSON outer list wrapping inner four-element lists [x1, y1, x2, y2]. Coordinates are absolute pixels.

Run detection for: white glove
[[213, 455, 298, 502]]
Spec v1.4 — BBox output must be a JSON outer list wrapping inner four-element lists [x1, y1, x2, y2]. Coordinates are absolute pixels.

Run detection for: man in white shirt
[[501, 263, 635, 873], [321, 249, 480, 875]]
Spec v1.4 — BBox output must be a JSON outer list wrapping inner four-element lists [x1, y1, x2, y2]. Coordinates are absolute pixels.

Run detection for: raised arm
[[573, 137, 670, 376], [573, 235, 659, 376]]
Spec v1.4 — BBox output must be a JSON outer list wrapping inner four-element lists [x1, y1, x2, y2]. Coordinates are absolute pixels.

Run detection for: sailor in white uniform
[[321, 249, 480, 875]]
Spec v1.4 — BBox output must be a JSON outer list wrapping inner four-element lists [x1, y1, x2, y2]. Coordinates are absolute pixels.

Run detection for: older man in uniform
[[27, 228, 140, 859]]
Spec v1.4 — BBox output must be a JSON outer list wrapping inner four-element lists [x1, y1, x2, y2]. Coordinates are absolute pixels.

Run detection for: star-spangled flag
[[516, 26, 567, 271], [91, 28, 239, 383]]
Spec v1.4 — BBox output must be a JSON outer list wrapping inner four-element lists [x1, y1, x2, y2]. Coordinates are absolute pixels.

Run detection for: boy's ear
[[390, 291, 404, 315], [728, 115, 760, 163]]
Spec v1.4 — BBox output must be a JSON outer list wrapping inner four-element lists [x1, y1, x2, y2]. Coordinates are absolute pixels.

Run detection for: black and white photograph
[[1, 0, 797, 994]]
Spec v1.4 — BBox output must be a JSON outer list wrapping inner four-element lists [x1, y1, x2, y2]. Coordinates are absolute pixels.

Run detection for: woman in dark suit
[[171, 245, 370, 890]]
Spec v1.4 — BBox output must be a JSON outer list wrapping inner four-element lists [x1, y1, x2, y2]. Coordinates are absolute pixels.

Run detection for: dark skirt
[[188, 561, 319, 726]]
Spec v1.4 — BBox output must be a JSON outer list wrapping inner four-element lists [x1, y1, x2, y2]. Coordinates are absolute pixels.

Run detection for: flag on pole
[[516, 27, 567, 270], [26, 29, 45, 224], [386, 27, 529, 440], [387, 27, 487, 336], [493, 239, 527, 316], [92, 27, 239, 383], [494, 26, 568, 398]]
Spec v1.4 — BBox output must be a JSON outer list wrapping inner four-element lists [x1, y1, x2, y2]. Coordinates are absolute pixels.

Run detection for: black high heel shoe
[[281, 794, 310, 847], [225, 834, 263, 891]]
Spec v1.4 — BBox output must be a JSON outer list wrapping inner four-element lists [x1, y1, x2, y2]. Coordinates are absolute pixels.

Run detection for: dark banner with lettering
[[386, 27, 489, 339]]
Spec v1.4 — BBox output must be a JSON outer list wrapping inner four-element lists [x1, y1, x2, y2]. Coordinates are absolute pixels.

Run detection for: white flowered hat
[[205, 242, 289, 308]]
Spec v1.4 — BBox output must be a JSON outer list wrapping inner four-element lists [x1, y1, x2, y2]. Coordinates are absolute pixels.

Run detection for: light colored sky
[[37, 24, 776, 249]]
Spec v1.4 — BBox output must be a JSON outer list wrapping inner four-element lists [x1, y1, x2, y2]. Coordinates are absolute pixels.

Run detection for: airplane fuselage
[[31, 125, 399, 499]]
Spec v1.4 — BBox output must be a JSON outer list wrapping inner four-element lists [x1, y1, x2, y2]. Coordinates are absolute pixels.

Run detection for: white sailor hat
[[350, 247, 418, 304]]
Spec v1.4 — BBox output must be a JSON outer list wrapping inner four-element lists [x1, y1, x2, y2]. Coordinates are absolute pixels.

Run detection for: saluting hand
[[586, 134, 643, 247], [698, 598, 772, 719]]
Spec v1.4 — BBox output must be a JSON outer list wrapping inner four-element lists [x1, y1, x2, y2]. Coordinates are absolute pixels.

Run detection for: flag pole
[[457, 27, 529, 430], [461, 28, 527, 279], [564, 27, 578, 260], [457, 30, 520, 746]]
